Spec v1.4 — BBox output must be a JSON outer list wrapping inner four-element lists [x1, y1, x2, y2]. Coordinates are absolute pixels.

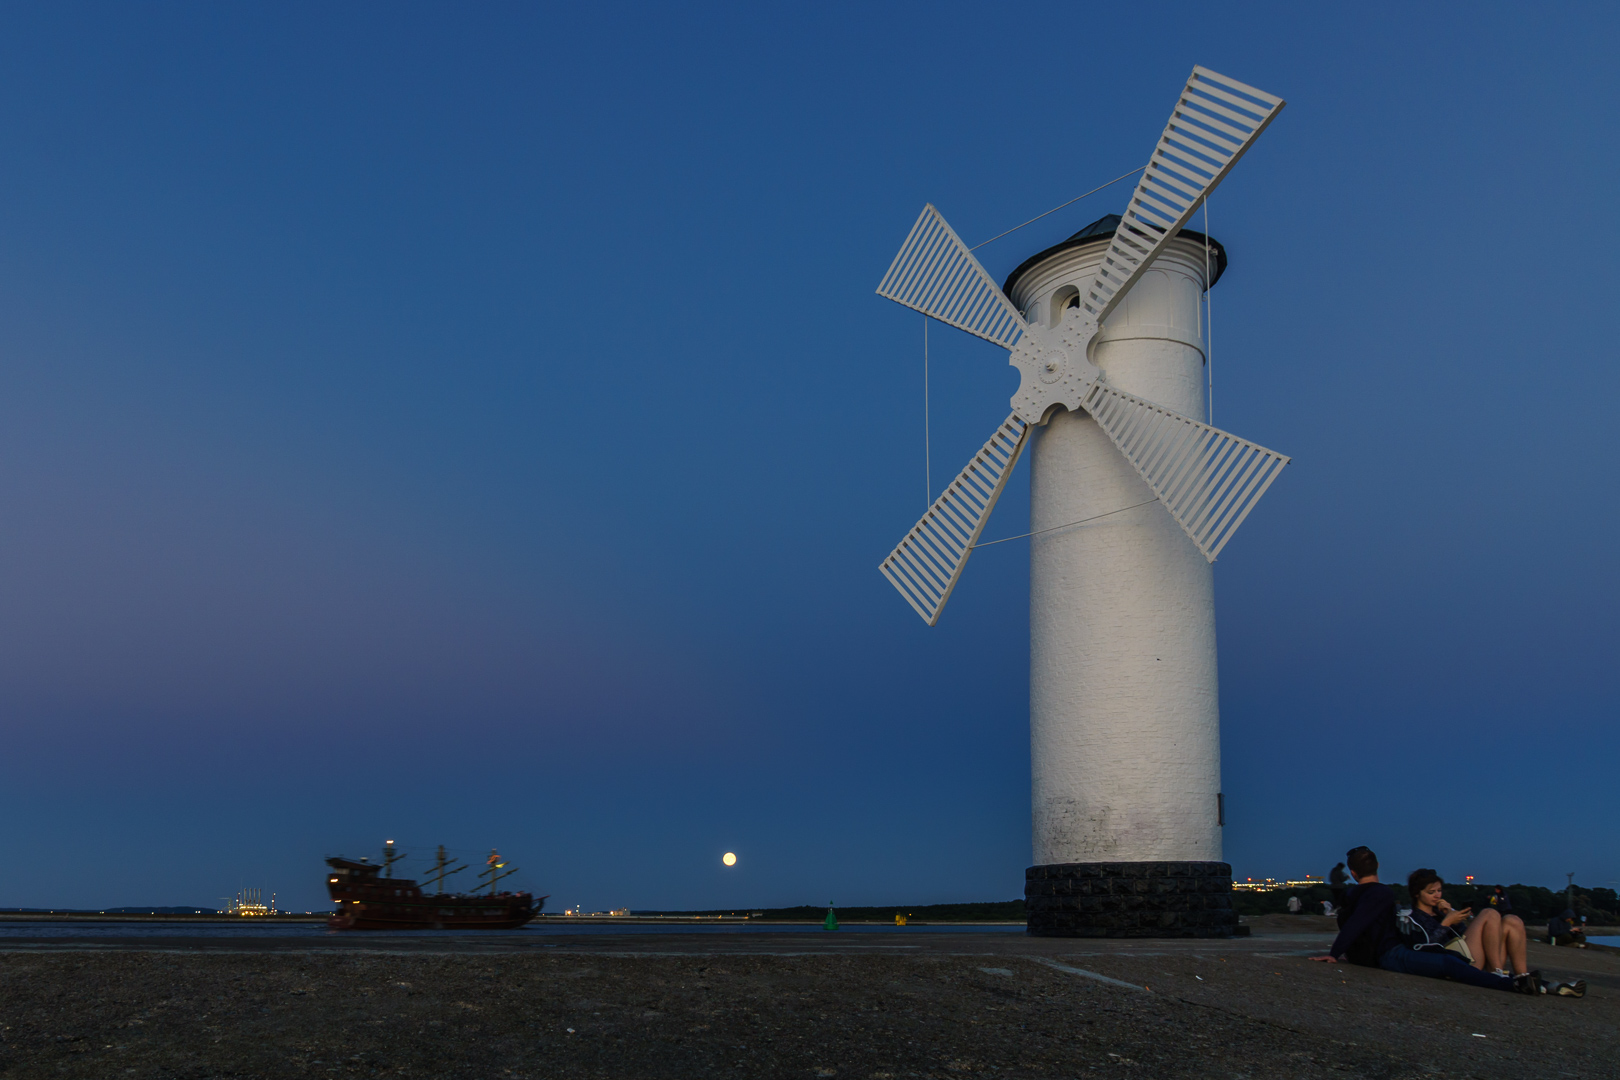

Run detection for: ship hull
[[328, 899, 539, 931]]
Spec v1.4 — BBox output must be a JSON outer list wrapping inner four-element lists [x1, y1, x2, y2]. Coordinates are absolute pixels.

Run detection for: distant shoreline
[[0, 913, 329, 924]]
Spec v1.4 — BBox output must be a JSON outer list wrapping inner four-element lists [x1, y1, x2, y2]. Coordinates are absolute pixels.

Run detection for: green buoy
[[823, 903, 838, 931]]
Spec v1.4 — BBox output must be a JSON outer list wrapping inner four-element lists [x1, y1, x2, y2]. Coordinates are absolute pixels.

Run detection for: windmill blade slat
[[1142, 164, 1216, 212], [1156, 128, 1230, 168], [894, 529, 961, 600], [1150, 145, 1222, 188], [944, 276, 999, 331], [1082, 384, 1287, 562], [1186, 82, 1275, 118], [958, 462, 1002, 502], [920, 499, 978, 557], [1174, 105, 1257, 147], [1139, 160, 1214, 216], [887, 545, 947, 607], [929, 510, 977, 555], [932, 493, 989, 550], [1080, 68, 1284, 327], [909, 233, 1021, 345], [1204, 467, 1287, 557], [889, 229, 954, 311], [882, 556, 946, 623], [1185, 105, 1270, 145], [936, 498, 982, 541], [899, 233, 956, 309], [1140, 165, 1206, 206], [923, 252, 975, 313], [877, 205, 1028, 349], [1164, 426, 1240, 505], [1185, 442, 1263, 535], [1144, 420, 1214, 500], [917, 520, 972, 576], [1139, 417, 1218, 510], [878, 413, 1031, 625], [880, 571, 935, 624], [1180, 437, 1251, 520], [896, 527, 956, 582], [1093, 391, 1215, 509], [1131, 186, 1194, 229], [1155, 131, 1228, 170], [1197, 448, 1288, 556], [1187, 70, 1282, 117], [1179, 91, 1273, 133]]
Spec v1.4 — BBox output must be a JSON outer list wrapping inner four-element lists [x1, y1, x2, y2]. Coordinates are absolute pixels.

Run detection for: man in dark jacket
[[1311, 846, 1536, 994]]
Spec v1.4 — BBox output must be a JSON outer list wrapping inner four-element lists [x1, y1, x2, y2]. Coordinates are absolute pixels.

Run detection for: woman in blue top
[[1407, 868, 1529, 980]]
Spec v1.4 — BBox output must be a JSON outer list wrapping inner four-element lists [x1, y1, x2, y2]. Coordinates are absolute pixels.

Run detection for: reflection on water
[[0, 920, 1027, 939], [1586, 935, 1619, 947]]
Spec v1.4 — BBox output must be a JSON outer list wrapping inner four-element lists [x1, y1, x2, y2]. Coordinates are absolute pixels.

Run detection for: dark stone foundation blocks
[[1025, 861, 1240, 937]]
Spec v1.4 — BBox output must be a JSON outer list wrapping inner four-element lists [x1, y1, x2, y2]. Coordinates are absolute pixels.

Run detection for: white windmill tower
[[876, 68, 1287, 936]]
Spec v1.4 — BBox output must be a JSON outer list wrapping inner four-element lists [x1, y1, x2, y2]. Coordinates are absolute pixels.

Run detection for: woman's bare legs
[[1464, 907, 1503, 971], [1502, 914, 1529, 975]]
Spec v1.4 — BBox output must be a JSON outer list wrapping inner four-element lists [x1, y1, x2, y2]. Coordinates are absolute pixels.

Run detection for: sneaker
[[1554, 980, 1586, 998], [1493, 968, 1512, 978], [1513, 971, 1543, 995]]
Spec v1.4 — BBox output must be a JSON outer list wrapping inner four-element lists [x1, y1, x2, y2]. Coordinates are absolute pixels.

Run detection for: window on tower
[[1049, 285, 1080, 327]]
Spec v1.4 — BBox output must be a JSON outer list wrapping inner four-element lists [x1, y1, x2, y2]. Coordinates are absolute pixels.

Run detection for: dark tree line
[[1235, 882, 1618, 923]]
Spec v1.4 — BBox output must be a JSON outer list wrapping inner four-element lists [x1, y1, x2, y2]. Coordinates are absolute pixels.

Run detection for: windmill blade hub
[[1009, 313, 1100, 425]]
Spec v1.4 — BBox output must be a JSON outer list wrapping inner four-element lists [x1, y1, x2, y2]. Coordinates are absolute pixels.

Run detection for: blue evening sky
[[1, 3, 1615, 912]]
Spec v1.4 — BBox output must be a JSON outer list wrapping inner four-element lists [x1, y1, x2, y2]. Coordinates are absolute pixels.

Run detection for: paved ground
[[0, 916, 1613, 1079]]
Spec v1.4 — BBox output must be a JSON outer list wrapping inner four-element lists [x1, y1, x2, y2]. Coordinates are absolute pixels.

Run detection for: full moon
[[722, 852, 737, 867]]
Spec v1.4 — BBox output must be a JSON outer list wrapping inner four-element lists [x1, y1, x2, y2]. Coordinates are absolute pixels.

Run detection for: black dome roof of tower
[[1002, 213, 1228, 297]]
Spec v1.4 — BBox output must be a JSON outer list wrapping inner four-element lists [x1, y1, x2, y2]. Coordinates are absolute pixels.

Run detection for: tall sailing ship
[[326, 841, 545, 930]]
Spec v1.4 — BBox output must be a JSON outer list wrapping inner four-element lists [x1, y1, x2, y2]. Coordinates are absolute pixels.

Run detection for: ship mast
[[423, 845, 466, 896], [477, 848, 519, 896], [381, 839, 406, 879]]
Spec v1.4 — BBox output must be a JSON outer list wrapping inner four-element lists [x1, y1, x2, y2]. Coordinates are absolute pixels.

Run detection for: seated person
[[1406, 868, 1531, 980], [1311, 846, 1539, 994], [1487, 885, 1513, 916], [1547, 909, 1587, 947]]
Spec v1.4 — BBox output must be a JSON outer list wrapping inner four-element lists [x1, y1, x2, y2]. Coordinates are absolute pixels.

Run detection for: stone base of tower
[[1025, 862, 1240, 937]]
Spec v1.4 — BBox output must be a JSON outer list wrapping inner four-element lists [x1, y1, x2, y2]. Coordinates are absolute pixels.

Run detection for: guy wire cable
[[1204, 198, 1214, 425], [923, 314, 930, 510], [969, 167, 1144, 251], [974, 498, 1160, 549]]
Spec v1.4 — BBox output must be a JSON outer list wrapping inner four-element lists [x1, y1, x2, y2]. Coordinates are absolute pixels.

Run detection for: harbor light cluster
[[1232, 876, 1324, 893], [223, 887, 278, 916]]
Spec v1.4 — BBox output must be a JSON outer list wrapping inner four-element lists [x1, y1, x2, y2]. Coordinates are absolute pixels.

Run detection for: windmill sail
[[1082, 383, 1288, 562], [880, 414, 1030, 624], [1080, 67, 1285, 327], [877, 205, 1027, 349]]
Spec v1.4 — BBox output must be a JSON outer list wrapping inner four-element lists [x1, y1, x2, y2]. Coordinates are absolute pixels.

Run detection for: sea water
[[0, 920, 1027, 939]]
